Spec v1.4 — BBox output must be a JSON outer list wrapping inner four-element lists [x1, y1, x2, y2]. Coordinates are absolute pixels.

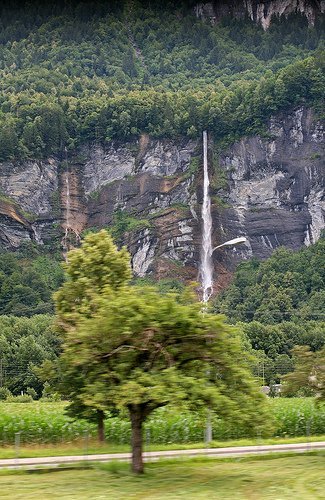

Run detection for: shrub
[[0, 388, 12, 400]]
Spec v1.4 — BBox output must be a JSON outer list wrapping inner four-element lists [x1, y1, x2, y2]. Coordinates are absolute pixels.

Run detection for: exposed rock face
[[217, 107, 324, 262], [0, 199, 33, 248], [0, 107, 323, 291], [60, 167, 88, 245], [82, 144, 135, 196], [194, 1, 325, 29], [0, 159, 58, 216]]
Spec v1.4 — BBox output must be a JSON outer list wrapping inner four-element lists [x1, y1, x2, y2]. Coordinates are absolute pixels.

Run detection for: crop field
[[0, 398, 324, 446]]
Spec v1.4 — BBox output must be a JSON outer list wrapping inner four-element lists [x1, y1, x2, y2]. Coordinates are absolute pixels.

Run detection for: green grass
[[0, 453, 324, 499]]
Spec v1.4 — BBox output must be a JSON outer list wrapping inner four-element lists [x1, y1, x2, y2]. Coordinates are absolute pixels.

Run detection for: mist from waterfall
[[200, 130, 213, 303]]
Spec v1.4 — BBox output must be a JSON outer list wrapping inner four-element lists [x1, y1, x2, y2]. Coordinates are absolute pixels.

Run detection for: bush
[[26, 387, 38, 400], [6, 394, 34, 403], [0, 388, 12, 400]]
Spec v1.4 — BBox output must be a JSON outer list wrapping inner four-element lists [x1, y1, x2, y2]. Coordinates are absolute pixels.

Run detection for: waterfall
[[64, 170, 71, 240], [31, 224, 42, 245], [62, 145, 72, 245], [200, 130, 213, 303]]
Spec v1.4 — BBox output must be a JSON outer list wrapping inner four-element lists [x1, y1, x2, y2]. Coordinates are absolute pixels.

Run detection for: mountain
[[195, 1, 325, 30], [0, 0, 324, 292]]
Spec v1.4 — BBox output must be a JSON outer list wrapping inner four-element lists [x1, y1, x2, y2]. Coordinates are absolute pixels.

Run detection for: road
[[0, 441, 324, 469]]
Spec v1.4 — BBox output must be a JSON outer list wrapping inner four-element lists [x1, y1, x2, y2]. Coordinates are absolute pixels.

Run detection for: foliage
[[213, 237, 325, 324], [54, 230, 269, 472], [282, 347, 325, 400], [0, 250, 64, 316], [59, 285, 268, 419], [0, 314, 60, 396], [0, 402, 92, 445], [110, 210, 151, 241], [213, 237, 325, 386], [0, 2, 323, 160], [54, 229, 131, 329]]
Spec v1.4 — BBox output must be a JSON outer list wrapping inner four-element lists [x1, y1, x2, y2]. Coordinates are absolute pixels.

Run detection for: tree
[[53, 230, 131, 440], [54, 229, 131, 328], [55, 232, 269, 474], [282, 346, 325, 400]]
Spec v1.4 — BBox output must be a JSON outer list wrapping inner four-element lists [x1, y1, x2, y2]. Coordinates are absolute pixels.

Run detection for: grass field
[[0, 453, 324, 499]]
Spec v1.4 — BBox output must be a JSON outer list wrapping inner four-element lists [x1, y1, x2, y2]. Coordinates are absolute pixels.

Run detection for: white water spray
[[200, 130, 213, 303], [64, 171, 71, 240]]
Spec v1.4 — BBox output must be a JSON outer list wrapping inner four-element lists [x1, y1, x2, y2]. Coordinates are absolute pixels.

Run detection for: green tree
[[53, 230, 131, 440], [54, 229, 131, 328], [55, 232, 269, 474], [282, 346, 325, 400]]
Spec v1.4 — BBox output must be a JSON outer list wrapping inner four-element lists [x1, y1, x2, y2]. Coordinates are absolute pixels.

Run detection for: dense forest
[[0, 0, 324, 160], [214, 236, 325, 385]]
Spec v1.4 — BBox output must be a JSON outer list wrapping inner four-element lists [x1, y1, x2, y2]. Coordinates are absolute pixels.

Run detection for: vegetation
[[213, 237, 325, 324], [0, 5, 324, 468], [213, 237, 325, 386], [110, 209, 151, 241], [0, 315, 59, 397], [282, 347, 325, 400], [0, 454, 324, 499], [0, 1, 323, 160], [53, 230, 269, 472], [0, 250, 64, 316], [0, 236, 324, 402], [0, 398, 324, 447]]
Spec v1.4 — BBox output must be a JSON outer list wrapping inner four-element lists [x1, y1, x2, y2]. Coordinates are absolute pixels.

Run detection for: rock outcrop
[[216, 107, 324, 264], [194, 1, 325, 29], [0, 107, 323, 290]]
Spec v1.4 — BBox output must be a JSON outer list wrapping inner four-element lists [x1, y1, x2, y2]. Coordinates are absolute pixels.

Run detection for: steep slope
[[0, 106, 323, 291]]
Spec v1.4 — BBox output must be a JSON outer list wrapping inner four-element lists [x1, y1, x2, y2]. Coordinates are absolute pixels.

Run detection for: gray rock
[[219, 107, 324, 262], [138, 139, 196, 176], [0, 107, 323, 286], [0, 159, 58, 215], [82, 144, 135, 196]]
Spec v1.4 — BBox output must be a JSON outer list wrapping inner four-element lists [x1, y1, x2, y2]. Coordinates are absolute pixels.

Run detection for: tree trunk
[[130, 406, 144, 474], [97, 410, 105, 443]]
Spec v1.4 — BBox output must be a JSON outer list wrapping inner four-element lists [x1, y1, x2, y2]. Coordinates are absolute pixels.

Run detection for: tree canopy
[[0, 1, 323, 160], [54, 230, 269, 473], [213, 236, 325, 386], [282, 346, 325, 400]]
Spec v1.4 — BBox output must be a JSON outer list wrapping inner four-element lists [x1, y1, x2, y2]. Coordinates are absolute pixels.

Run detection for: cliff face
[[194, 1, 325, 29], [217, 107, 324, 261], [0, 107, 323, 290]]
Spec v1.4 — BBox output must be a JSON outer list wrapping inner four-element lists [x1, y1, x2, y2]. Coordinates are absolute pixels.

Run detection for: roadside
[[1, 441, 324, 469]]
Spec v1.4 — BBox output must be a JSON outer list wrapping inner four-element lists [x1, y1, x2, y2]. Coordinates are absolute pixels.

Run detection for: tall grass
[[0, 398, 323, 445]]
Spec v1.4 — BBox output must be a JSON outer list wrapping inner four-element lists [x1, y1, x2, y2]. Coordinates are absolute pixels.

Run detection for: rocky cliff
[[0, 107, 323, 291], [195, 1, 325, 29]]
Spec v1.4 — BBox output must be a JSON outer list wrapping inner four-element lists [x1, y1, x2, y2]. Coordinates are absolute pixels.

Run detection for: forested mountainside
[[0, 0, 324, 396], [0, 0, 324, 160], [0, 0, 324, 282]]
